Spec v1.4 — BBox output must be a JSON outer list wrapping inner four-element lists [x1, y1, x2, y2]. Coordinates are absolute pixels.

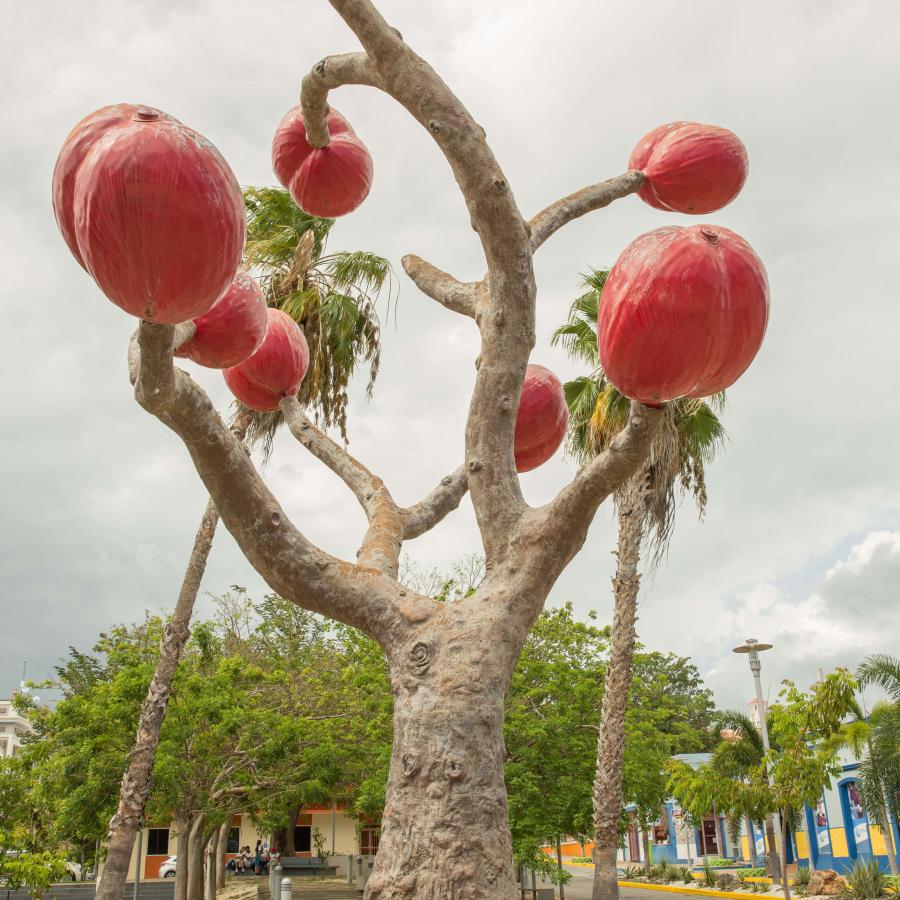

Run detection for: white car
[[159, 856, 177, 879]]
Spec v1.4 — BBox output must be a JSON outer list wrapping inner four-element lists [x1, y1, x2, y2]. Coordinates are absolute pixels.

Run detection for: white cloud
[[1, 0, 899, 708]]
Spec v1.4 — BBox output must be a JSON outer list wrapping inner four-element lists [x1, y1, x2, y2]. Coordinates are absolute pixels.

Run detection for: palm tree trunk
[[96, 415, 250, 900], [879, 793, 899, 875], [95, 498, 220, 900], [591, 473, 647, 900]]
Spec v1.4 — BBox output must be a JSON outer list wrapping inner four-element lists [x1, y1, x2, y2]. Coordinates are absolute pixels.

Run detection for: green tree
[[98, 189, 392, 900], [553, 270, 726, 900]]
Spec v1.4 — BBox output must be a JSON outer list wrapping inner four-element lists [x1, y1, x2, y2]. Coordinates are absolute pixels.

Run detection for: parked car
[[159, 856, 177, 878]]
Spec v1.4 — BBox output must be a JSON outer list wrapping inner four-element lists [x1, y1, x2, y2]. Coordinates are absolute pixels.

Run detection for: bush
[[621, 864, 643, 880], [846, 859, 888, 900], [793, 867, 811, 890], [717, 873, 739, 890], [886, 875, 900, 895], [569, 857, 592, 864], [702, 860, 717, 887], [677, 866, 694, 884]]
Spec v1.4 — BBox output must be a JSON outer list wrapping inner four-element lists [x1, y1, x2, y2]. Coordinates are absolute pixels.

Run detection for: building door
[[701, 818, 719, 856], [840, 779, 872, 861], [628, 822, 640, 861]]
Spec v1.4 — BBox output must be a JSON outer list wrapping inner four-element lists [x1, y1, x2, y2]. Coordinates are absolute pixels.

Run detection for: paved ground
[[558, 866, 713, 900]]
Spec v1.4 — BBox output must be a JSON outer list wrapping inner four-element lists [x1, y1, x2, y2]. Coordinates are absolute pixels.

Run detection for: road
[[556, 866, 711, 900]]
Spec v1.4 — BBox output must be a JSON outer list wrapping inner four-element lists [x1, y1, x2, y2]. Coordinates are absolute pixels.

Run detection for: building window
[[294, 826, 312, 853], [147, 829, 170, 856], [227, 827, 240, 854], [359, 828, 380, 856]]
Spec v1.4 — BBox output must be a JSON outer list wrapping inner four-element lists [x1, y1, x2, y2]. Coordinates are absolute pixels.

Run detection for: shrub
[[885, 874, 900, 895], [846, 859, 888, 900], [677, 866, 694, 884], [622, 864, 643, 880], [569, 857, 592, 864], [717, 874, 739, 890], [702, 861, 717, 887], [793, 867, 811, 889]]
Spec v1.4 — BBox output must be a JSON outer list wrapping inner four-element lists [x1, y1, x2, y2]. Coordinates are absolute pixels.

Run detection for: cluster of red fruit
[[53, 102, 767, 473]]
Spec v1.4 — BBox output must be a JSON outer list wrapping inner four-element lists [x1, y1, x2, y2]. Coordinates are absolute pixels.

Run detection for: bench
[[276, 858, 339, 878]]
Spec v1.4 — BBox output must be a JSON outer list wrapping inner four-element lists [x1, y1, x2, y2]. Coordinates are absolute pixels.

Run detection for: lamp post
[[733, 639, 782, 881]]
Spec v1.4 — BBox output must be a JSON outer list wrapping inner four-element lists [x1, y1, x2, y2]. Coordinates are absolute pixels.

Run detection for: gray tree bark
[[174, 815, 192, 900], [205, 828, 219, 900], [591, 473, 647, 900], [215, 817, 232, 891], [186, 816, 207, 900]]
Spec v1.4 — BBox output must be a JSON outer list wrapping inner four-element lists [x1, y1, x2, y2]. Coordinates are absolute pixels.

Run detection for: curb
[[618, 881, 766, 900]]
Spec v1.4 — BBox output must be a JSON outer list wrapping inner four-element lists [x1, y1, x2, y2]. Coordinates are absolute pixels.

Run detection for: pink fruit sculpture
[[598, 225, 769, 405], [175, 271, 268, 369], [52, 103, 245, 324], [629, 122, 748, 214], [514, 365, 569, 473], [223, 308, 310, 411], [272, 105, 373, 218]]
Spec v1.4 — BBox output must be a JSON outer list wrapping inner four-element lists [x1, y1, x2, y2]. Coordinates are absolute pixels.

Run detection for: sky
[[1, 0, 899, 715]]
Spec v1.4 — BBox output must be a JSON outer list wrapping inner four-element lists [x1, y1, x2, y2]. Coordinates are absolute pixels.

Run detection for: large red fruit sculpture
[[223, 308, 310, 411], [514, 365, 569, 473], [629, 122, 748, 214], [52, 103, 245, 324], [272, 106, 373, 218], [175, 271, 268, 369], [598, 225, 769, 405]]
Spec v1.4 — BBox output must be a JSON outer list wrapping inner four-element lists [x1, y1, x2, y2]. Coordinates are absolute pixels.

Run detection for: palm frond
[[236, 186, 392, 451], [858, 655, 900, 702]]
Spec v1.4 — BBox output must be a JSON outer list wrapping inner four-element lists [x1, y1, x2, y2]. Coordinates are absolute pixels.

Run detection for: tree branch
[[132, 322, 423, 641], [401, 464, 468, 540], [527, 170, 645, 253], [324, 0, 534, 563], [400, 255, 479, 319], [542, 402, 663, 553], [280, 396, 403, 577], [300, 52, 385, 147]]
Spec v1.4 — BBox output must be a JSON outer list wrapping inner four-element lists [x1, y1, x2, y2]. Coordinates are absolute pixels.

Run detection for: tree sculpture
[[53, 1, 769, 896]]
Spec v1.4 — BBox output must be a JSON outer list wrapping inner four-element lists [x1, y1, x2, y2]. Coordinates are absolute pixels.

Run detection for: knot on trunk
[[444, 756, 465, 781], [401, 753, 420, 778], [409, 641, 434, 675]]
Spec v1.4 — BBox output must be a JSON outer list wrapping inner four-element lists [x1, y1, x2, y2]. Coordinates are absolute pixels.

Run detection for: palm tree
[[848, 655, 900, 874], [552, 271, 726, 900], [97, 188, 391, 900], [710, 710, 782, 877]]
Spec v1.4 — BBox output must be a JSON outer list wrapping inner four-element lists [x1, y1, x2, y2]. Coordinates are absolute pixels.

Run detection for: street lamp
[[733, 639, 781, 875]]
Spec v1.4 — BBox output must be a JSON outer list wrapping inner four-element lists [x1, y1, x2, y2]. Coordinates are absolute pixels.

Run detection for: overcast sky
[[2, 0, 898, 714]]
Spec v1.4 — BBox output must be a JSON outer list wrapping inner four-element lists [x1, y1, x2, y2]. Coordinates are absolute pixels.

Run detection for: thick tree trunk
[[95, 498, 220, 900], [187, 816, 207, 900], [205, 829, 219, 900], [216, 817, 231, 891], [363, 608, 519, 899], [591, 474, 647, 900], [765, 814, 782, 884], [641, 828, 651, 869]]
